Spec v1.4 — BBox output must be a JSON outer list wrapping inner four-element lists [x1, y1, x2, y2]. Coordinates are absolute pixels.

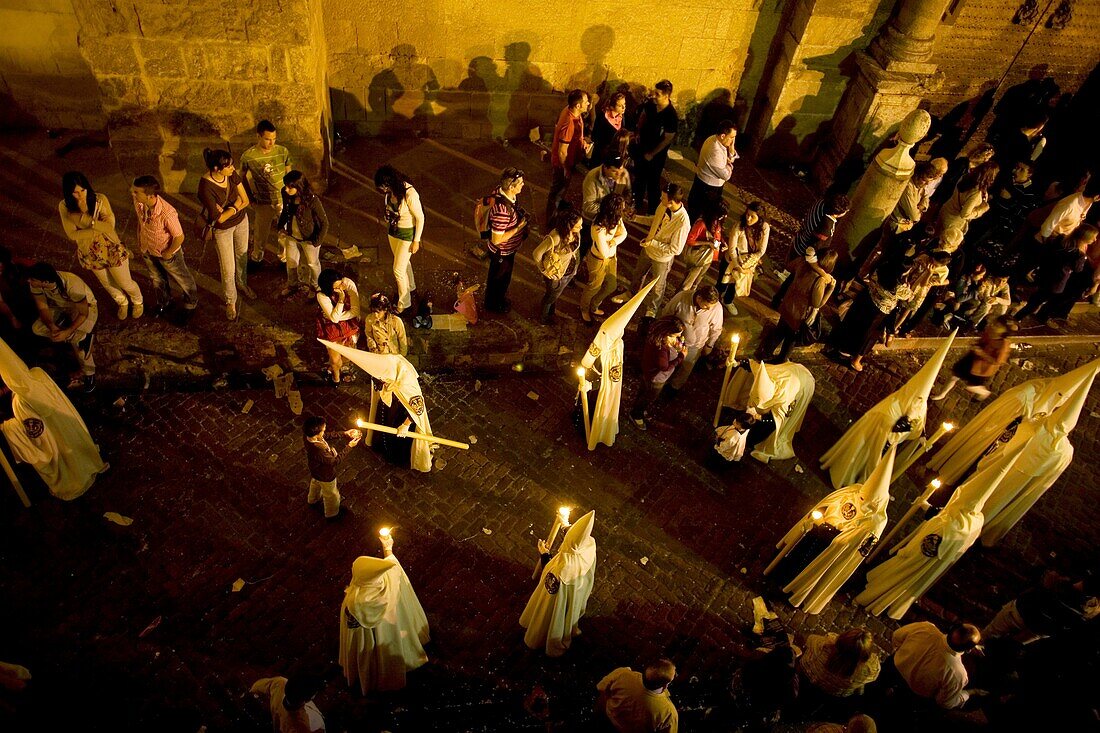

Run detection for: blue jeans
[[540, 273, 573, 322], [144, 250, 198, 308]]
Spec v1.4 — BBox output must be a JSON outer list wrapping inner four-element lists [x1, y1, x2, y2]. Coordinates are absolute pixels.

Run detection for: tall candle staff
[[764, 509, 823, 575], [532, 506, 572, 579], [868, 478, 941, 562], [713, 333, 740, 427], [576, 367, 591, 445], [892, 422, 954, 480]]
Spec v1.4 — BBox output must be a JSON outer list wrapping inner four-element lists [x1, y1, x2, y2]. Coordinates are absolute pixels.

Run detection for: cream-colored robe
[[0, 337, 105, 500], [722, 360, 815, 463], [781, 446, 895, 614], [339, 555, 429, 694], [520, 510, 596, 657]]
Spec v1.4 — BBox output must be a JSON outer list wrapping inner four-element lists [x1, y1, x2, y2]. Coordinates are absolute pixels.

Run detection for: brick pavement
[[2, 339, 1098, 731]]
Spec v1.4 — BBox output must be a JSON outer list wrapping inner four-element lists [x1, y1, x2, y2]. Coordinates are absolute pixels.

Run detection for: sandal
[[848, 360, 864, 372]]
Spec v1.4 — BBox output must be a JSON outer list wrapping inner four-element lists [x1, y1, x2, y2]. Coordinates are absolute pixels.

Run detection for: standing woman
[[277, 170, 328, 296], [59, 172, 143, 321], [591, 92, 626, 162], [937, 161, 999, 244], [316, 268, 361, 385], [532, 205, 583, 325], [717, 202, 770, 315], [762, 250, 837, 363], [827, 256, 912, 372], [579, 194, 629, 324], [199, 148, 254, 321], [374, 165, 424, 314], [680, 200, 727, 292], [629, 315, 686, 430], [362, 293, 408, 356]]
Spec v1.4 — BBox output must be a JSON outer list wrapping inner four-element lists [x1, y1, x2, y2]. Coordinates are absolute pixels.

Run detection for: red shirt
[[686, 219, 724, 262], [552, 107, 584, 170]]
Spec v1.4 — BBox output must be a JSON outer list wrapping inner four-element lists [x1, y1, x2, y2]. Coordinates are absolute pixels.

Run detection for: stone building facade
[[1, 0, 1096, 191]]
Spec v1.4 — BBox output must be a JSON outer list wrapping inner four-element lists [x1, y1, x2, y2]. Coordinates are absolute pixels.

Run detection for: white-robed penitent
[[975, 369, 1093, 546], [928, 359, 1099, 485], [855, 449, 1021, 619], [520, 510, 596, 656], [722, 360, 815, 463], [320, 341, 433, 472], [338, 554, 430, 693], [781, 445, 896, 614], [0, 336, 106, 500], [581, 280, 657, 450], [820, 331, 956, 488]]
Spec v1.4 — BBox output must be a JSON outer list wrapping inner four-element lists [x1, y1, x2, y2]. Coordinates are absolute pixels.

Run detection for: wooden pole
[[354, 420, 470, 450], [868, 480, 941, 562], [365, 385, 379, 447], [713, 334, 740, 427], [576, 368, 591, 447], [0, 446, 30, 508]]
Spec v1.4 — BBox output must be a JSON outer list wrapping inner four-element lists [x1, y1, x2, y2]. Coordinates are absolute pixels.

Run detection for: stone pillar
[[811, 0, 951, 187], [833, 109, 931, 262], [69, 0, 329, 193]]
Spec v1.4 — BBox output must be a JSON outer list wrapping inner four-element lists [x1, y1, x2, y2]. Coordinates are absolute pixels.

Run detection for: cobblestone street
[[2, 340, 1098, 731]]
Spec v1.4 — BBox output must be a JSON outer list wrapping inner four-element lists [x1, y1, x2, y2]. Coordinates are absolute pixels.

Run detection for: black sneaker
[[246, 258, 264, 273], [82, 375, 96, 393], [632, 417, 647, 430]]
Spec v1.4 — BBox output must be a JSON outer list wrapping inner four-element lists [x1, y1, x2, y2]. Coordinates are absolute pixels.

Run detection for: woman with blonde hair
[[797, 628, 880, 698]]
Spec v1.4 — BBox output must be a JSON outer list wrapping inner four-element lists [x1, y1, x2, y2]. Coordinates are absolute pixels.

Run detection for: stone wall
[[0, 0, 103, 130], [930, 0, 1100, 109], [323, 0, 773, 140], [67, 0, 329, 193]]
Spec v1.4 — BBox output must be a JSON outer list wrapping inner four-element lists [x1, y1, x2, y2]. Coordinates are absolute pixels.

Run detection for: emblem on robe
[[840, 502, 857, 521], [857, 534, 878, 557], [22, 418, 44, 439], [920, 533, 942, 558], [544, 572, 561, 595], [588, 344, 601, 359], [408, 395, 425, 416], [343, 607, 362, 629], [609, 364, 622, 382]]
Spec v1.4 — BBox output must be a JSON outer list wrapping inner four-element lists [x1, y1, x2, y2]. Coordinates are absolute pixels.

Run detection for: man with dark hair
[[545, 89, 591, 226], [659, 285, 723, 395], [302, 416, 361, 519], [131, 175, 198, 317], [486, 168, 529, 313], [772, 193, 850, 306], [240, 119, 292, 267], [631, 183, 690, 318], [597, 658, 679, 732], [580, 154, 631, 260], [687, 120, 737, 219], [891, 621, 981, 709], [250, 672, 326, 732], [632, 80, 679, 215]]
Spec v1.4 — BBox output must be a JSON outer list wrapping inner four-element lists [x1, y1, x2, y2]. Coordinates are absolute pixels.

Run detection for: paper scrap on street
[[103, 512, 133, 526], [640, 556, 649, 566], [469, 435, 478, 444], [482, 528, 492, 535], [231, 578, 246, 593], [527, 391, 539, 401], [241, 399, 254, 414]]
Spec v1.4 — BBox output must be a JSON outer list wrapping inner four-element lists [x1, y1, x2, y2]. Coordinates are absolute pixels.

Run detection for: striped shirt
[[134, 196, 183, 257], [488, 191, 525, 255], [792, 199, 835, 258]]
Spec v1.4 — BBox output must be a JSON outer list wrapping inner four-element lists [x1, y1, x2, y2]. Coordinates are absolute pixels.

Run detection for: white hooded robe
[[820, 331, 955, 488], [781, 446, 896, 614], [722, 360, 815, 463], [0, 337, 105, 500], [520, 510, 597, 656]]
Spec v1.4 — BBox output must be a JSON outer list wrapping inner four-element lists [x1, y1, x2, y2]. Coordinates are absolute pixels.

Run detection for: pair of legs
[[280, 234, 321, 294], [666, 346, 703, 391], [545, 166, 573, 226], [89, 261, 143, 319], [579, 255, 617, 321], [630, 380, 665, 426], [485, 251, 516, 312], [686, 177, 722, 223], [631, 253, 672, 318], [631, 155, 665, 215], [388, 234, 417, 312], [324, 334, 359, 384], [759, 321, 799, 364], [540, 274, 573, 324], [32, 305, 98, 378], [307, 477, 341, 518], [214, 218, 251, 318], [143, 250, 198, 310], [250, 202, 282, 262]]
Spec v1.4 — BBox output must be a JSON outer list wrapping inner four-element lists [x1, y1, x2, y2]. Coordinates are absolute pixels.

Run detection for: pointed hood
[[749, 360, 776, 407], [895, 329, 957, 409], [319, 340, 408, 384], [1033, 359, 1100, 417], [859, 443, 896, 509], [343, 555, 399, 628], [1045, 368, 1095, 439], [0, 336, 32, 396], [553, 510, 596, 584], [944, 448, 1024, 516], [597, 279, 658, 341], [351, 555, 398, 584]]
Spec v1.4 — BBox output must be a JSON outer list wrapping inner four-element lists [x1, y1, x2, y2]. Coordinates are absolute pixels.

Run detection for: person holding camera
[[374, 165, 423, 314], [485, 168, 529, 313], [630, 315, 686, 430]]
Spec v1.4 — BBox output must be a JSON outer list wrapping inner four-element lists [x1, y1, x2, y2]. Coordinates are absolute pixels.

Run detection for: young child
[[713, 412, 758, 464], [303, 416, 361, 519]]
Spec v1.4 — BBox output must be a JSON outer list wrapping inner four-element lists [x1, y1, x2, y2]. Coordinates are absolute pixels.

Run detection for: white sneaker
[[226, 303, 237, 321], [610, 293, 627, 305], [132, 302, 144, 318], [116, 303, 128, 320], [724, 303, 738, 315]]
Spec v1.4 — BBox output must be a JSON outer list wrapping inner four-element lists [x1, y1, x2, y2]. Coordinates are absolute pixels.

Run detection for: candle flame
[[576, 367, 586, 377], [356, 418, 367, 428], [811, 509, 824, 521], [558, 506, 571, 523], [379, 527, 391, 538], [732, 333, 740, 343], [930, 478, 942, 489], [942, 422, 954, 431]]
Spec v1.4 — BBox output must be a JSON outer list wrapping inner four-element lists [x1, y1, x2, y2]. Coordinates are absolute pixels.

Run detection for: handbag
[[798, 312, 823, 345], [683, 241, 716, 269], [195, 175, 235, 243]]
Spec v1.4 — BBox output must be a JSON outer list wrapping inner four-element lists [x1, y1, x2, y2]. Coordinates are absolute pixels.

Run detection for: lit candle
[[713, 333, 741, 428], [811, 509, 824, 523], [765, 504, 819, 575], [730, 333, 741, 362], [534, 506, 572, 579], [576, 367, 587, 392], [379, 526, 391, 539], [356, 418, 367, 428], [927, 421, 954, 447], [576, 367, 592, 444], [869, 477, 943, 562]]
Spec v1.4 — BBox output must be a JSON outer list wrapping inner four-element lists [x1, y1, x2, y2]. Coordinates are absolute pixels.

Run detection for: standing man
[[659, 285, 723, 397], [240, 119, 292, 268], [631, 183, 690, 318], [632, 80, 679, 215], [486, 168, 529, 313], [545, 89, 590, 227], [580, 154, 630, 260], [687, 120, 737, 219], [772, 192, 849, 306], [890, 622, 981, 709], [597, 659, 679, 733], [131, 175, 199, 318]]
